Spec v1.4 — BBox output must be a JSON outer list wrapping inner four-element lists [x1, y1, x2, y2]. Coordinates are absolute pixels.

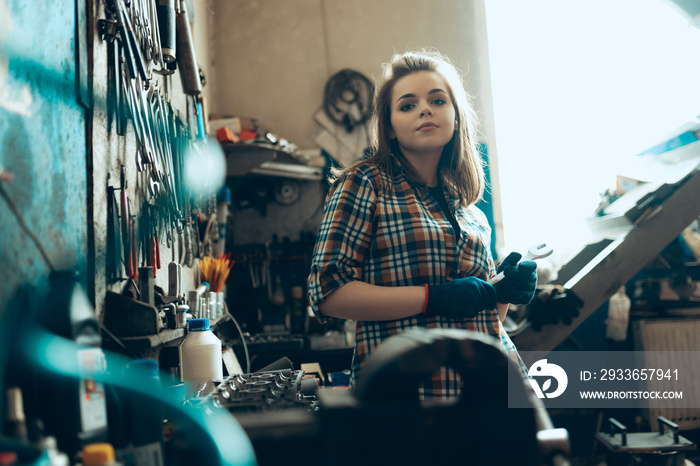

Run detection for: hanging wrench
[[488, 243, 553, 285]]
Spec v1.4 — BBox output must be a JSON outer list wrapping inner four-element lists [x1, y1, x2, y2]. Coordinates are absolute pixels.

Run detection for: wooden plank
[[513, 166, 700, 351]]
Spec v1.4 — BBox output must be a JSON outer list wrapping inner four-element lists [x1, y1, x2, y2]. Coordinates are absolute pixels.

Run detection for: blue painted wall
[[0, 0, 87, 318], [476, 143, 498, 260]]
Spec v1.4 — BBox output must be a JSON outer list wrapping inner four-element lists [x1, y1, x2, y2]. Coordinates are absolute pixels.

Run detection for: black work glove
[[424, 277, 497, 319], [528, 285, 584, 332], [493, 252, 538, 305]]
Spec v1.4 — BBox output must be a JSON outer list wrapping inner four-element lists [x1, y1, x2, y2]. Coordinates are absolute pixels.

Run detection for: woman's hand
[[493, 252, 538, 305], [424, 277, 497, 319]]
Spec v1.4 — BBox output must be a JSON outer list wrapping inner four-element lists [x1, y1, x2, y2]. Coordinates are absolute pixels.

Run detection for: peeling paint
[[0, 0, 12, 42], [0, 0, 32, 117], [0, 0, 87, 320]]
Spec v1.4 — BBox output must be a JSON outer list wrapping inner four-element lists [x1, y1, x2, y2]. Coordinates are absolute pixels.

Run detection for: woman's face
[[389, 71, 456, 160]]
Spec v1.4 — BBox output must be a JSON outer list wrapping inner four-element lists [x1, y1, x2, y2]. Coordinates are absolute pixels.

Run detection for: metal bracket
[[98, 18, 118, 42]]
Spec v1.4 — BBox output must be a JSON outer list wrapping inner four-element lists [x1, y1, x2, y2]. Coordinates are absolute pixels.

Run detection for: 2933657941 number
[[600, 368, 678, 381]]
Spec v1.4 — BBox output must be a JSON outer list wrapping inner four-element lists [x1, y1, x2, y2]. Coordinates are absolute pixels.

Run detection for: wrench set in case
[[206, 369, 319, 413]]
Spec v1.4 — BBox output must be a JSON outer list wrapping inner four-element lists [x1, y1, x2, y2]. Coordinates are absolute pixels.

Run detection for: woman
[[307, 50, 537, 399]]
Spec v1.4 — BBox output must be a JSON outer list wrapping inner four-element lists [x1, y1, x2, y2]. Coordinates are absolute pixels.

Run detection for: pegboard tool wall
[[0, 0, 215, 323]]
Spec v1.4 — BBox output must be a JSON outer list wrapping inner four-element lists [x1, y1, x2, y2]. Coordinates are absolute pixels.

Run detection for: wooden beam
[[513, 166, 700, 352]]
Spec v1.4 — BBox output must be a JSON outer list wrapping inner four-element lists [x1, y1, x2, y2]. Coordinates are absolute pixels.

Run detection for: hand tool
[[122, 73, 149, 171], [129, 77, 155, 170], [155, 230, 161, 271], [151, 87, 178, 211], [129, 203, 139, 280], [111, 0, 147, 82], [115, 0, 149, 81], [143, 83, 165, 181], [117, 46, 127, 136], [119, 167, 134, 278], [147, 0, 166, 69], [175, 0, 202, 95], [183, 194, 194, 267], [99, 18, 119, 131], [122, 72, 162, 195], [156, 0, 176, 63], [137, 0, 154, 63], [107, 185, 123, 282], [150, 236, 158, 277], [488, 243, 553, 285]]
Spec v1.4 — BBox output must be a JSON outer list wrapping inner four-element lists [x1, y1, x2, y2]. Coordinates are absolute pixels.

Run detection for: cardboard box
[[208, 116, 257, 135]]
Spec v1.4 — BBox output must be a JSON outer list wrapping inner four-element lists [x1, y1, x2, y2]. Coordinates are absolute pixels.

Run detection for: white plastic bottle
[[606, 286, 631, 342], [179, 318, 223, 391]]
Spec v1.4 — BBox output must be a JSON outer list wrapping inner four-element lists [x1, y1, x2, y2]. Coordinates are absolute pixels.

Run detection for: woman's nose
[[420, 104, 433, 117]]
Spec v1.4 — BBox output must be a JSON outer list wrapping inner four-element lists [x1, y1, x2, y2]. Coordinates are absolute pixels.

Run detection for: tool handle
[[130, 217, 139, 280], [149, 237, 157, 277], [176, 0, 202, 95], [113, 0, 138, 80], [157, 0, 176, 62], [117, 0, 149, 81], [155, 236, 161, 270], [489, 243, 553, 285], [488, 270, 506, 286]]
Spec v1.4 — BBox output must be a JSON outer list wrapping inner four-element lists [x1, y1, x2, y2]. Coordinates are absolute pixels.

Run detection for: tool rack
[[512, 161, 700, 352]]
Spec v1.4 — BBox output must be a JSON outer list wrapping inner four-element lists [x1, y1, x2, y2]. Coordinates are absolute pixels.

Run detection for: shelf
[[222, 142, 323, 180], [121, 329, 186, 348], [104, 314, 230, 360], [223, 143, 278, 177]]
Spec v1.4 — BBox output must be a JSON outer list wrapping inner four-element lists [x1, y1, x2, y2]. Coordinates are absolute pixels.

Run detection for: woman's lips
[[417, 122, 438, 131]]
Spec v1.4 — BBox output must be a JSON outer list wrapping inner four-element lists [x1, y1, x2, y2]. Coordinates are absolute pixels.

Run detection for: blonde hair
[[339, 50, 486, 206]]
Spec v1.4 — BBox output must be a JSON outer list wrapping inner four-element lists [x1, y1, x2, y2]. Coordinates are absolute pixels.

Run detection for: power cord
[[0, 167, 55, 273], [323, 69, 374, 133], [224, 302, 250, 374]]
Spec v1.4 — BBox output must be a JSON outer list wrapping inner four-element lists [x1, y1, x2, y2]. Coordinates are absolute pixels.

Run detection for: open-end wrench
[[149, 0, 164, 68], [488, 243, 553, 285]]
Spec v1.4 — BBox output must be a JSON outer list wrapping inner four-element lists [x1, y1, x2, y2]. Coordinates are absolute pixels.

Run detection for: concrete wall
[[206, 0, 503, 250], [208, 0, 495, 147]]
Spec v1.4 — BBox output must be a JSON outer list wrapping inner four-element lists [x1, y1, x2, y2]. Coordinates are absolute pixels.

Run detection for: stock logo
[[528, 359, 568, 399]]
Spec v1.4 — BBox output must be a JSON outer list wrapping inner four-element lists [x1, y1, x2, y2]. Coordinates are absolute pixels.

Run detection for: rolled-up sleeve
[[307, 166, 379, 317]]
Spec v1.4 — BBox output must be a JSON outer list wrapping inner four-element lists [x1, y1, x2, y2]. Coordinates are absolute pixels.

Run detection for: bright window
[[485, 0, 700, 262]]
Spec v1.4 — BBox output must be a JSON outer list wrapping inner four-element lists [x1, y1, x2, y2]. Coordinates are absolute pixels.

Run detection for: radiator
[[633, 317, 700, 430]]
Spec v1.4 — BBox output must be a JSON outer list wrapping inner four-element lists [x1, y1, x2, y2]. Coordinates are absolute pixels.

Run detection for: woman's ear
[[389, 128, 396, 139]]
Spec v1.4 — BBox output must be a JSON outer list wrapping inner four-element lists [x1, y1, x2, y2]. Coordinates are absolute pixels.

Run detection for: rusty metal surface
[[0, 1, 88, 321]]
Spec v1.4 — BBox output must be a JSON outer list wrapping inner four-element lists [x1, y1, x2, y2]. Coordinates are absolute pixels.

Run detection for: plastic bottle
[[81, 442, 118, 466], [178, 318, 223, 394], [5, 387, 27, 441], [606, 286, 631, 342], [36, 436, 70, 466]]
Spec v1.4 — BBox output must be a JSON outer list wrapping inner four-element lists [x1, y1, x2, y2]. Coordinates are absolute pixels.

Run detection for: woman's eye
[[399, 103, 415, 112], [432, 98, 446, 106]]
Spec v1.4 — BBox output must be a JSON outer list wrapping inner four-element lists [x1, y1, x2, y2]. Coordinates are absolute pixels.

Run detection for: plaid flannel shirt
[[307, 161, 525, 399]]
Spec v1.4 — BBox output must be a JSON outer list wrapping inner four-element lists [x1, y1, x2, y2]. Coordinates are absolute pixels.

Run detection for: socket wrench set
[[208, 369, 318, 413]]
